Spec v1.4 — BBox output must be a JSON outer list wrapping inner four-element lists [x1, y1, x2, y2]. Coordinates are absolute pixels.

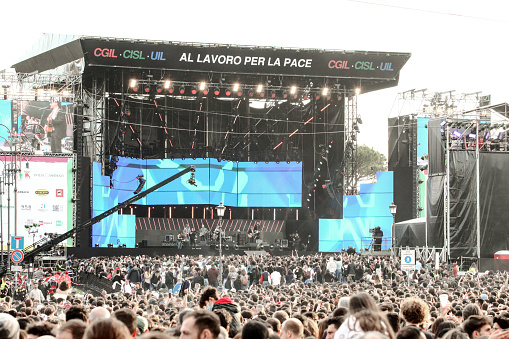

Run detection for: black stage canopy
[[12, 36, 411, 93]]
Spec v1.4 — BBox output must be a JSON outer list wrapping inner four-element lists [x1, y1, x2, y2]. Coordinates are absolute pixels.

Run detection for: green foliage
[[356, 145, 387, 182]]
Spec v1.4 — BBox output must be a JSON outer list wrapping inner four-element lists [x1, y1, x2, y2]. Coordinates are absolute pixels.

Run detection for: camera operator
[[373, 226, 383, 251]]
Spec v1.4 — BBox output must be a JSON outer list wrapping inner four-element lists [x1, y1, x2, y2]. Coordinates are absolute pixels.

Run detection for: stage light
[[199, 82, 207, 91], [179, 86, 185, 95], [108, 243, 113, 248], [95, 243, 99, 247], [355, 88, 361, 95], [225, 89, 231, 96], [270, 91, 276, 98], [468, 133, 477, 138], [191, 87, 197, 95], [290, 86, 297, 94], [257, 84, 263, 93], [453, 131, 461, 138], [214, 87, 220, 96], [440, 120, 447, 127], [233, 83, 239, 92], [283, 90, 288, 99], [164, 80, 171, 89], [167, 85, 175, 94], [130, 79, 137, 88], [322, 87, 329, 96], [62, 90, 70, 97], [156, 86, 163, 94], [248, 89, 254, 97], [144, 84, 151, 93]]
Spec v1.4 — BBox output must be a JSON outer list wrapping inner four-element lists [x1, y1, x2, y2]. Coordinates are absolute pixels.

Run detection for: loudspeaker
[[140, 240, 148, 248]]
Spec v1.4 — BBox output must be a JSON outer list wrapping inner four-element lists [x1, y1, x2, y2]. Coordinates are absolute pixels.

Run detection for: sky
[[0, 0, 507, 157]]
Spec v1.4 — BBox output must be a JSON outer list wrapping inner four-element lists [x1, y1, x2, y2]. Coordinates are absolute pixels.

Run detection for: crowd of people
[[0, 251, 508, 339]]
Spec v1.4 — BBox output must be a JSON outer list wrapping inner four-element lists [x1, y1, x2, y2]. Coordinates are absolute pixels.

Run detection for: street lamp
[[389, 202, 397, 253], [216, 202, 226, 290]]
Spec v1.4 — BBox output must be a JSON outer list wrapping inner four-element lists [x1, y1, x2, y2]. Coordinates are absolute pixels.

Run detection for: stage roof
[[12, 34, 411, 93]]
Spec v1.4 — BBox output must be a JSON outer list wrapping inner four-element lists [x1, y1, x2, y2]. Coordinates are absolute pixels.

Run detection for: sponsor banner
[[0, 156, 73, 245], [81, 39, 410, 80]]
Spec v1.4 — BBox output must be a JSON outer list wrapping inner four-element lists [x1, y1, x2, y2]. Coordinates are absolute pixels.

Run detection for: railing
[[393, 246, 447, 263]]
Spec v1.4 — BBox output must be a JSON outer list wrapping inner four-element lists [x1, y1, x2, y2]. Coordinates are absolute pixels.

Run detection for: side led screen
[[319, 171, 394, 252]]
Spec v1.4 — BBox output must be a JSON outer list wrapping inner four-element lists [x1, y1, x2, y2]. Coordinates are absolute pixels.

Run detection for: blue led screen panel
[[92, 214, 136, 248]]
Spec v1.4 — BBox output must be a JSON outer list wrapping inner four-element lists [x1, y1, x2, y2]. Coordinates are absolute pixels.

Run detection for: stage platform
[[67, 246, 295, 259]]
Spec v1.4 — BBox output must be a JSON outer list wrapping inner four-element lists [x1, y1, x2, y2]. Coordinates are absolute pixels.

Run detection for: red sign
[[11, 250, 24, 263], [56, 189, 64, 197]]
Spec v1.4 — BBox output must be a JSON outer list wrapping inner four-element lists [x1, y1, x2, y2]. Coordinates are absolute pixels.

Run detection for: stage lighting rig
[[187, 172, 198, 187]]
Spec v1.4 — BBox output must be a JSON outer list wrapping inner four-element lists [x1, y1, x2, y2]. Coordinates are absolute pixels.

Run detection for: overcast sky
[[1, 0, 506, 156]]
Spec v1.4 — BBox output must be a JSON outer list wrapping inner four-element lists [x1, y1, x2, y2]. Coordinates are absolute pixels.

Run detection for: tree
[[356, 145, 387, 182]]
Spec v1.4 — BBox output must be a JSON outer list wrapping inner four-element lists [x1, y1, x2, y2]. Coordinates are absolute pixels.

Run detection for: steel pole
[[218, 217, 223, 291]]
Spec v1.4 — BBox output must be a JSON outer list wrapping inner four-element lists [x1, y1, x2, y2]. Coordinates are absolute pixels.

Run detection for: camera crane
[[3, 165, 196, 272]]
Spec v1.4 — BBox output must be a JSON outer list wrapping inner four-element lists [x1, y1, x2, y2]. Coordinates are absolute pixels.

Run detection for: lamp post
[[389, 202, 397, 256], [216, 202, 226, 291]]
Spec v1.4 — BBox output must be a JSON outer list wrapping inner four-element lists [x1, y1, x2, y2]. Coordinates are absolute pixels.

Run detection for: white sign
[[11, 265, 22, 272], [401, 249, 416, 271]]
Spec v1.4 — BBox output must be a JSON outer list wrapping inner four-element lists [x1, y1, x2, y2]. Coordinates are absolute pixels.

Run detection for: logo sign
[[11, 236, 24, 250], [401, 249, 416, 271], [11, 265, 22, 272], [56, 220, 62, 227], [35, 189, 49, 196], [11, 250, 24, 263], [56, 189, 63, 197]]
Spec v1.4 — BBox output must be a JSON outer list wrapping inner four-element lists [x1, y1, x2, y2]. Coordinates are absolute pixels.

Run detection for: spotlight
[[108, 243, 113, 248], [225, 244, 229, 250], [95, 243, 99, 247], [167, 85, 175, 94], [62, 90, 70, 97], [290, 86, 297, 94], [355, 88, 360, 95], [214, 87, 220, 96], [179, 86, 185, 95], [270, 244, 274, 250], [453, 131, 462, 138], [164, 80, 171, 89], [233, 83, 239, 92], [322, 87, 329, 96], [191, 86, 198, 95], [143, 84, 151, 93], [248, 89, 254, 97], [257, 84, 263, 93], [225, 89, 231, 96], [156, 86, 163, 94], [130, 79, 137, 88], [122, 243, 127, 248], [270, 91, 276, 98], [215, 244, 219, 250]]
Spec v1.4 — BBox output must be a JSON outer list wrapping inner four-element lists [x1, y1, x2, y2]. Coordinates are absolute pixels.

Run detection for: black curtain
[[426, 174, 445, 248], [428, 118, 445, 176]]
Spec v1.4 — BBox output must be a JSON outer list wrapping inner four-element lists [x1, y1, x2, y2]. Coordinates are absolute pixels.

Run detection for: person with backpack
[[240, 269, 249, 290]]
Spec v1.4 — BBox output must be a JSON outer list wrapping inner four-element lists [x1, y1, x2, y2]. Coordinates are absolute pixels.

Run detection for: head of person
[[0, 313, 20, 339], [59, 281, 69, 291], [65, 305, 89, 323], [353, 309, 395, 339], [112, 308, 138, 337], [326, 316, 343, 339], [493, 315, 509, 330], [89, 306, 111, 323], [55, 319, 87, 339], [180, 310, 221, 339], [199, 287, 219, 309], [400, 297, 429, 326], [462, 315, 492, 339], [280, 318, 304, 339], [436, 321, 456, 338], [441, 329, 470, 339], [27, 322, 56, 339], [349, 292, 379, 314], [462, 304, 482, 322], [242, 320, 270, 339], [83, 318, 132, 339]]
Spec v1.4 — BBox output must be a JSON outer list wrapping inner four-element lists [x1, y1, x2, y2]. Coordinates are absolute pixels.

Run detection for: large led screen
[[0, 100, 74, 153], [93, 157, 302, 208]]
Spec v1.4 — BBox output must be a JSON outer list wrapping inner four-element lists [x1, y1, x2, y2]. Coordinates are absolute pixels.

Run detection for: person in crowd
[[55, 319, 87, 339], [83, 318, 132, 339], [462, 315, 492, 339], [400, 297, 433, 339], [112, 308, 138, 337], [180, 310, 221, 339], [280, 318, 305, 339]]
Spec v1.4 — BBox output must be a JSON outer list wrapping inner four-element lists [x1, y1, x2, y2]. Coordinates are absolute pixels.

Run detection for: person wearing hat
[[0, 313, 20, 339], [137, 316, 149, 335]]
